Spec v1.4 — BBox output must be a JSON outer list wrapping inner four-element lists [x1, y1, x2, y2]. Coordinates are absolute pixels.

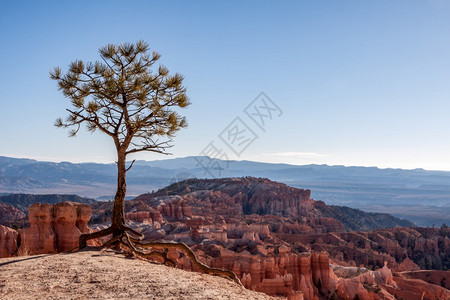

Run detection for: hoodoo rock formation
[[124, 177, 450, 299], [19, 203, 56, 254], [126, 196, 192, 223], [2, 177, 449, 299], [19, 202, 94, 255], [0, 224, 18, 258], [133, 177, 411, 232]]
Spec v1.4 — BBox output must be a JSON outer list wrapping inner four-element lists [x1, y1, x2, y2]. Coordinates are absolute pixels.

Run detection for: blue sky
[[1, 1, 450, 170]]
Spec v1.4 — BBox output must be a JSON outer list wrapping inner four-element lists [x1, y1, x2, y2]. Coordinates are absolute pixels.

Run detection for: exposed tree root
[[79, 226, 114, 249], [78, 226, 242, 285]]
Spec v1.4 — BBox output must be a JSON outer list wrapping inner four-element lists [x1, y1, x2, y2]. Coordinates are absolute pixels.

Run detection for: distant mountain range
[[0, 155, 449, 226]]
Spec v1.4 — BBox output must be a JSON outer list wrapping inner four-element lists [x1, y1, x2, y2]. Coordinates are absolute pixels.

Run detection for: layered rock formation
[[0, 202, 25, 224], [125, 197, 192, 224], [0, 224, 18, 257], [2, 177, 449, 299], [158, 224, 450, 300], [133, 178, 347, 234], [19, 203, 56, 254], [174, 246, 337, 299], [125, 200, 163, 224], [282, 226, 450, 273], [19, 202, 94, 255], [109, 214, 449, 299], [122, 178, 450, 299], [147, 178, 317, 218], [133, 177, 411, 232], [401, 270, 450, 289], [386, 273, 450, 300]]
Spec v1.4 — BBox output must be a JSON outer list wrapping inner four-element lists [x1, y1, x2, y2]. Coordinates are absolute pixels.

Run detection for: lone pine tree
[[51, 41, 239, 283]]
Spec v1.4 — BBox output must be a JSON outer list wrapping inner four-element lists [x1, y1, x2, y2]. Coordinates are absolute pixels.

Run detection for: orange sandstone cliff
[[18, 202, 94, 255]]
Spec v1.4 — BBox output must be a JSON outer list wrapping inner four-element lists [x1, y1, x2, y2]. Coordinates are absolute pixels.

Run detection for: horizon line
[[1, 154, 449, 173]]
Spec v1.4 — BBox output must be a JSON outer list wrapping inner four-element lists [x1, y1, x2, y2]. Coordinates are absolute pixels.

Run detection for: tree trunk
[[112, 150, 126, 231]]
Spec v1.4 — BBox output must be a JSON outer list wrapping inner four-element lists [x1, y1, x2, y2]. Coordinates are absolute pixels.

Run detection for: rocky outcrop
[[175, 247, 337, 300], [0, 202, 25, 224], [394, 258, 420, 272], [281, 227, 450, 273], [227, 223, 271, 238], [401, 270, 450, 289], [19, 203, 56, 255], [130, 178, 349, 234], [131, 177, 412, 231], [131, 196, 193, 221], [6, 197, 450, 299], [165, 178, 317, 219], [119, 214, 450, 299], [333, 262, 398, 299], [53, 202, 92, 252], [0, 224, 18, 257], [126, 210, 159, 223], [160, 198, 192, 220], [172, 240, 449, 300], [19, 202, 93, 255], [385, 274, 450, 300], [5, 177, 446, 299], [118, 178, 450, 298]]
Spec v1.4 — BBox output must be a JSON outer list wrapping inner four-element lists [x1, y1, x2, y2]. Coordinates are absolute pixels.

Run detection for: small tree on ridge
[[51, 41, 239, 283], [51, 40, 188, 236]]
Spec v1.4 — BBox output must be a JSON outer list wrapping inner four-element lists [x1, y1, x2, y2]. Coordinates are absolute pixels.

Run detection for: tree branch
[[125, 159, 136, 172], [66, 109, 116, 137]]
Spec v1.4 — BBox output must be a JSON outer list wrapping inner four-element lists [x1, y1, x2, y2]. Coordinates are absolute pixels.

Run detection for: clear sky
[[1, 1, 450, 170]]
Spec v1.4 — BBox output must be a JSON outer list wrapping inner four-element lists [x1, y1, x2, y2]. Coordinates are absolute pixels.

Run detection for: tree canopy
[[51, 40, 189, 156]]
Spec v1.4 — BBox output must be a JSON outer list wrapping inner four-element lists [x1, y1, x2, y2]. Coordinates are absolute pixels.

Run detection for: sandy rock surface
[[0, 250, 278, 300]]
